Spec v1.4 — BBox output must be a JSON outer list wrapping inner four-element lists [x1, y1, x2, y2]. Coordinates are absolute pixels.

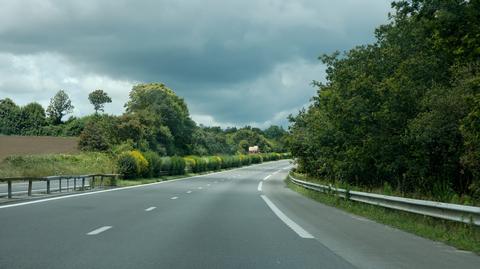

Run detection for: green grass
[[0, 153, 115, 178], [286, 177, 480, 254], [291, 172, 480, 206]]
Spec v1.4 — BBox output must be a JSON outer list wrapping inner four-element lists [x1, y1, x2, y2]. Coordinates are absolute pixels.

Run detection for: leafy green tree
[[19, 102, 47, 135], [78, 121, 111, 151], [288, 0, 480, 200], [46, 90, 74, 125], [88, 89, 112, 114], [125, 83, 195, 155], [0, 98, 21, 135]]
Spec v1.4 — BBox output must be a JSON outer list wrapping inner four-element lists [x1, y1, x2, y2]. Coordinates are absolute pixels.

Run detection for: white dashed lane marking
[[171, 196, 178, 200], [257, 181, 263, 192], [87, 226, 112, 236], [186, 190, 192, 194], [145, 207, 156, 212]]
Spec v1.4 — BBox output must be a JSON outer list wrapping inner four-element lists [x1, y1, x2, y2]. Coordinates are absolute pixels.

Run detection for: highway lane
[[0, 160, 479, 268], [0, 160, 353, 269]]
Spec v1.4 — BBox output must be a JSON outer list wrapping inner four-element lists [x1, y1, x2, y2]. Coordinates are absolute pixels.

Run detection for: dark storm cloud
[[0, 0, 391, 127]]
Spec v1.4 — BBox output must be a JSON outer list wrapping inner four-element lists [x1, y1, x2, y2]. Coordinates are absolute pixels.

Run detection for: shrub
[[219, 155, 233, 169], [129, 150, 149, 177], [188, 156, 207, 173], [117, 152, 138, 179], [160, 157, 172, 174], [143, 151, 162, 178], [231, 155, 242, 167], [239, 154, 251, 166], [250, 154, 263, 164], [170, 156, 186, 175], [78, 121, 110, 151], [184, 157, 196, 173], [206, 156, 222, 171]]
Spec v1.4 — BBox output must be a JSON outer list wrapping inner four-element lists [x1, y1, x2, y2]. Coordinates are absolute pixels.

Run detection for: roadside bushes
[[187, 156, 207, 173], [117, 150, 149, 179], [143, 151, 162, 178], [250, 154, 263, 164], [115, 151, 291, 179], [159, 156, 186, 175], [170, 156, 186, 175], [117, 152, 138, 179], [207, 156, 222, 171]]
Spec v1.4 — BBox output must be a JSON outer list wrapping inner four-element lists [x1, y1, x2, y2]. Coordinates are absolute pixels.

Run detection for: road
[[0, 160, 479, 268]]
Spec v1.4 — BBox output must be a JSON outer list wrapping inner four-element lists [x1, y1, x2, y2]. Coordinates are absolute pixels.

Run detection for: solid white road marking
[[260, 195, 314, 239], [171, 196, 178, 200], [186, 190, 192, 194], [87, 226, 112, 235], [263, 175, 271, 181], [145, 207, 156, 212], [257, 181, 263, 191]]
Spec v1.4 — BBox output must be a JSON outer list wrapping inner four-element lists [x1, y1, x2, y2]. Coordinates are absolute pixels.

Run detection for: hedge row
[[117, 151, 291, 180]]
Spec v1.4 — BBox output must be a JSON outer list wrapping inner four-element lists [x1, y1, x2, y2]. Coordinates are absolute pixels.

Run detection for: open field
[[0, 136, 79, 161]]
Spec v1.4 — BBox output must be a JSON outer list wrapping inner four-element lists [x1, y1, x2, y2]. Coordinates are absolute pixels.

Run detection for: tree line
[[0, 83, 288, 156], [287, 0, 480, 201]]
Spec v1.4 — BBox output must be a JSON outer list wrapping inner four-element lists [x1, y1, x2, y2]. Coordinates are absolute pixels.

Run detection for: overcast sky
[[0, 0, 391, 128]]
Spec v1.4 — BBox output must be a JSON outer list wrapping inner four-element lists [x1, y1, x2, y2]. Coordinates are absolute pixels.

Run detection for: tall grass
[[0, 153, 115, 178]]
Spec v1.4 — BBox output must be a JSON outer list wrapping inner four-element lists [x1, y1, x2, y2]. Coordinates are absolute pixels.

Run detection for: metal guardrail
[[289, 173, 480, 226], [0, 174, 119, 199]]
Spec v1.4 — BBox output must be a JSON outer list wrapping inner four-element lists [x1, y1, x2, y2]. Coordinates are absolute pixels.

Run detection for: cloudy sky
[[0, 0, 391, 128]]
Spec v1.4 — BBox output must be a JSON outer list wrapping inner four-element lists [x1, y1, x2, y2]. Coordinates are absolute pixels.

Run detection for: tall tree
[[88, 89, 112, 114], [19, 102, 46, 135], [46, 90, 74, 125], [0, 98, 20, 135], [125, 83, 196, 155], [288, 0, 480, 199]]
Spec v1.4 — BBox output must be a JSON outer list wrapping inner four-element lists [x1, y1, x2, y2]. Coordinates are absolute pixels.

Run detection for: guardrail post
[[28, 179, 33, 196], [7, 180, 12, 199], [82, 177, 85, 190], [46, 179, 50, 194], [59, 177, 62, 192], [91, 176, 95, 189], [100, 176, 104, 188], [111, 175, 117, 187], [67, 178, 70, 192], [74, 177, 77, 191]]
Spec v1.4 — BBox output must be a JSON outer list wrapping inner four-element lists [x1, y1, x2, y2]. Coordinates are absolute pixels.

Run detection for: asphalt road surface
[[1, 160, 479, 268]]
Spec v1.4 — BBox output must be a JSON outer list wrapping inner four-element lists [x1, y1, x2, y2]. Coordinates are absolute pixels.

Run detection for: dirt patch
[[0, 136, 79, 161]]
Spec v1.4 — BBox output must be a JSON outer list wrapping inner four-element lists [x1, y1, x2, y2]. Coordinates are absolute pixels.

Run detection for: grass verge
[[0, 153, 115, 178], [286, 177, 480, 254]]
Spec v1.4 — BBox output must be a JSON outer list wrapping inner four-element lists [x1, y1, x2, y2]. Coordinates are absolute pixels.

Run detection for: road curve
[[0, 160, 479, 269]]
